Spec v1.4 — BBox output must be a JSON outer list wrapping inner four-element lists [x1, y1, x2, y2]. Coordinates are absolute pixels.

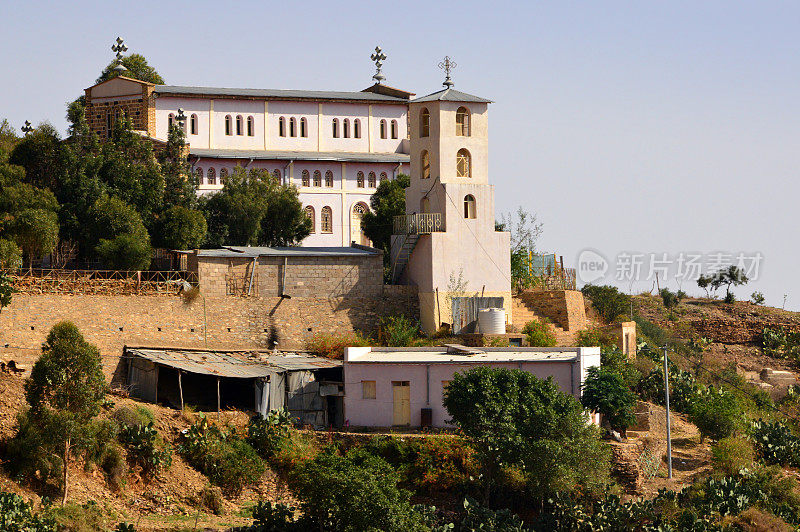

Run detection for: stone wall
[[84, 84, 153, 139], [518, 290, 588, 331]]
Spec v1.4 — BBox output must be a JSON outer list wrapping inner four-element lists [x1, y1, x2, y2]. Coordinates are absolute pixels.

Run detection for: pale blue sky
[[1, 1, 797, 307]]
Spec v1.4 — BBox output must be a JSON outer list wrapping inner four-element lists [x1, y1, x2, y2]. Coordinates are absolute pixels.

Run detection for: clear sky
[[1, 1, 797, 307]]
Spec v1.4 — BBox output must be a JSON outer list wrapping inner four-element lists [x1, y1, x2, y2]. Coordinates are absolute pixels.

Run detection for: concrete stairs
[[391, 234, 420, 284], [512, 297, 578, 346]]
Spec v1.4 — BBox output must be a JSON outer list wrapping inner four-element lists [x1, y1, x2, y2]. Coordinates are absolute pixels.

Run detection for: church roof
[[412, 87, 492, 104], [189, 147, 409, 164], [154, 85, 408, 103]]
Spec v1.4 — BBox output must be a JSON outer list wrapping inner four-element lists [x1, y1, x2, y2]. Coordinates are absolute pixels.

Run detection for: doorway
[[392, 381, 411, 426], [351, 202, 370, 246]]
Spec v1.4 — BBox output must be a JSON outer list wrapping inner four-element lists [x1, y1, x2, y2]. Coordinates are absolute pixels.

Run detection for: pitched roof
[[412, 87, 492, 104], [189, 147, 409, 164], [154, 84, 408, 103]]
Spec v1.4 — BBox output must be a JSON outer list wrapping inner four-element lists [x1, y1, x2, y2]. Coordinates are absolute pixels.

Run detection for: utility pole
[[663, 345, 673, 479]]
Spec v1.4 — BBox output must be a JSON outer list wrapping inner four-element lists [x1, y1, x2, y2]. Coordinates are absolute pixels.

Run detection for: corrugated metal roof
[[155, 85, 408, 103], [126, 347, 340, 378], [196, 246, 380, 258], [346, 346, 582, 364], [189, 148, 410, 164], [412, 88, 493, 103]]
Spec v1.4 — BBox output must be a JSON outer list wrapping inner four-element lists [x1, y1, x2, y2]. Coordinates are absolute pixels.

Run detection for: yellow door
[[392, 381, 411, 426]]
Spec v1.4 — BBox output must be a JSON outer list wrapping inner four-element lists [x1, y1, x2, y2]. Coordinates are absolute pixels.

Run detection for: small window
[[325, 170, 334, 187], [273, 169, 281, 183], [356, 171, 365, 188], [456, 148, 471, 178], [420, 108, 430, 137], [290, 117, 296, 137], [391, 119, 398, 139], [368, 172, 376, 188], [220, 168, 229, 184], [379, 171, 387, 184], [343, 118, 350, 138], [190, 114, 198, 135], [379, 119, 387, 139], [207, 167, 216, 185], [456, 107, 470, 136], [236, 115, 243, 136], [247, 115, 255, 136], [304, 206, 315, 233], [354, 119, 361, 138], [300, 117, 307, 137], [279, 116, 286, 137], [313, 170, 322, 187], [362, 380, 376, 400], [302, 170, 310, 187], [332, 118, 339, 138], [225, 115, 232, 136], [196, 167, 203, 183], [321, 206, 333, 233], [464, 194, 476, 219], [421, 150, 430, 180]]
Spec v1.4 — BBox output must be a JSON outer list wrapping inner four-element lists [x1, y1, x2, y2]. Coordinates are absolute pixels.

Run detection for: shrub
[[581, 284, 630, 323], [659, 288, 685, 310], [380, 315, 419, 347], [637, 366, 703, 414], [750, 420, 800, 467], [100, 445, 127, 491], [199, 486, 224, 516], [581, 366, 637, 434], [0, 491, 56, 531], [251, 500, 299, 530], [689, 388, 742, 442], [0, 237, 22, 270], [711, 437, 755, 476], [729, 507, 792, 532], [751, 291, 766, 305], [112, 405, 154, 428], [577, 328, 617, 349], [522, 319, 557, 347], [118, 421, 172, 476], [305, 332, 371, 360], [47, 500, 109, 532], [762, 326, 800, 361], [5, 410, 63, 485], [246, 409, 293, 459], [724, 291, 737, 304], [96, 233, 152, 271], [601, 347, 643, 390]]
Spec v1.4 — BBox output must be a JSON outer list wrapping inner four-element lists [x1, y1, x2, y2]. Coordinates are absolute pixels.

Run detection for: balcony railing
[[393, 213, 444, 235]]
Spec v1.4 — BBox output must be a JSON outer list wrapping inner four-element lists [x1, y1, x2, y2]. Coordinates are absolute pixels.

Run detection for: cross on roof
[[371, 46, 387, 84], [21, 120, 33, 135], [176, 108, 186, 123], [111, 37, 128, 72], [438, 56, 457, 88]]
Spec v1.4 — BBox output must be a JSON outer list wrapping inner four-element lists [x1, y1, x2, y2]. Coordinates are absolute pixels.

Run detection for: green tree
[[496, 207, 543, 291], [522, 319, 557, 347], [443, 367, 610, 504], [96, 233, 153, 270], [0, 270, 14, 315], [361, 174, 410, 272], [8, 123, 66, 190], [689, 388, 742, 443], [24, 322, 106, 504], [0, 118, 20, 161], [159, 123, 196, 210], [581, 284, 631, 323], [581, 366, 637, 434], [0, 238, 22, 271], [155, 206, 207, 250], [96, 53, 165, 85], [89, 195, 152, 269], [11, 209, 59, 270], [697, 265, 749, 302]]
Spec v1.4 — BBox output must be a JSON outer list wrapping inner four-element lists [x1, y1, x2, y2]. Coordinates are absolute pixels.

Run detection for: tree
[[0, 238, 22, 271], [659, 288, 686, 310], [0, 270, 14, 315], [443, 367, 610, 504], [158, 123, 196, 211], [8, 123, 65, 190], [96, 233, 153, 270], [0, 118, 20, 161], [581, 366, 637, 434], [496, 207, 543, 291], [89, 195, 152, 269], [689, 388, 742, 443], [24, 322, 106, 504], [11, 209, 59, 270], [581, 284, 631, 323], [361, 174, 410, 271], [697, 266, 749, 302], [155, 206, 207, 250], [96, 53, 165, 85]]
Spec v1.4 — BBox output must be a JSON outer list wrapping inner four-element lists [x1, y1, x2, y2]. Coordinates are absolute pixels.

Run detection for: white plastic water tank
[[477, 308, 506, 334]]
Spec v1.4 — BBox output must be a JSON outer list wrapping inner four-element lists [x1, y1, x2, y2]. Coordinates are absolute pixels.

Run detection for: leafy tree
[[697, 265, 749, 302], [522, 319, 557, 347], [0, 270, 14, 315], [88, 194, 149, 246], [96, 53, 165, 85], [24, 322, 106, 504], [751, 291, 766, 305], [8, 123, 66, 190], [96, 233, 152, 270], [581, 284, 631, 323], [0, 118, 20, 161], [158, 123, 195, 210], [11, 209, 59, 270], [689, 388, 742, 443], [659, 288, 686, 310], [361, 174, 410, 270], [443, 367, 610, 504], [496, 207, 543, 291], [0, 238, 22, 271], [581, 366, 637, 434], [155, 206, 207, 250]]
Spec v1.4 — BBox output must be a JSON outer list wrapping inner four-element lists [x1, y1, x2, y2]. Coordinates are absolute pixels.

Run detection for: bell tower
[[392, 58, 511, 334]]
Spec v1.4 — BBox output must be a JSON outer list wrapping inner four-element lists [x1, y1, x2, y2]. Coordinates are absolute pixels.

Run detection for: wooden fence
[[9, 269, 198, 296]]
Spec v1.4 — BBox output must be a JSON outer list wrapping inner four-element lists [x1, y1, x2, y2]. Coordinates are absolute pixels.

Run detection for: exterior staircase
[[391, 234, 420, 284], [512, 296, 578, 346]]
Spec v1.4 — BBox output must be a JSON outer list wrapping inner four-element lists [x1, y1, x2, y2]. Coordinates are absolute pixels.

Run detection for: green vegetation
[[659, 287, 685, 310], [496, 207, 544, 292], [688, 387, 743, 442], [380, 314, 420, 346], [581, 366, 637, 434], [752, 291, 766, 305], [581, 284, 630, 322], [576, 327, 617, 349], [697, 265, 749, 301], [0, 269, 14, 314], [360, 173, 410, 279], [0, 491, 56, 531], [522, 318, 557, 347], [712, 436, 756, 476], [304, 332, 372, 359], [118, 422, 172, 476], [763, 326, 800, 362]]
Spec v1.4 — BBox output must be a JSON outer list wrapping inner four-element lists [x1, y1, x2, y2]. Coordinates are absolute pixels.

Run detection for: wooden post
[[216, 377, 221, 412], [178, 370, 184, 411]]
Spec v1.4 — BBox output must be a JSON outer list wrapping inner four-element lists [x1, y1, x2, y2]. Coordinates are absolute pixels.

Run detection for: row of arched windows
[[379, 119, 399, 140], [301, 170, 334, 188], [332, 118, 361, 139], [223, 115, 256, 137], [168, 113, 201, 136], [195, 167, 282, 185], [279, 117, 308, 138], [418, 107, 471, 137], [419, 149, 471, 178], [356, 171, 386, 188], [304, 205, 333, 234]]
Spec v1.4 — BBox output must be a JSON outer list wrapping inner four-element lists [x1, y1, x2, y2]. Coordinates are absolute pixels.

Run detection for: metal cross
[[371, 46, 387, 83], [21, 120, 33, 135], [176, 108, 187, 124], [111, 37, 128, 61], [438, 56, 457, 87]]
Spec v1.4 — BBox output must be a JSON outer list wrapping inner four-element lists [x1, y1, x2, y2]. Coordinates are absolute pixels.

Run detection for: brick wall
[[519, 290, 588, 331], [84, 85, 153, 139]]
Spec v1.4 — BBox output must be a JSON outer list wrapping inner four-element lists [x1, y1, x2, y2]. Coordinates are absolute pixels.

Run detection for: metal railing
[[9, 269, 198, 295], [393, 213, 443, 235]]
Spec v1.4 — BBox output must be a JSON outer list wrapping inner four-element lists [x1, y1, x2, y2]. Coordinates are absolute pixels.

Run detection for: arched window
[[196, 167, 203, 183], [390, 120, 398, 139], [332, 118, 339, 138], [421, 150, 430, 179], [236, 115, 243, 136], [220, 168, 229, 184], [368, 172, 376, 188], [464, 194, 476, 219], [279, 117, 286, 137], [456, 107, 470, 136], [345, 119, 351, 138], [273, 169, 281, 183], [247, 116, 255, 136], [207, 167, 216, 185], [304, 206, 315, 233], [190, 114, 198, 135], [356, 171, 365, 188], [379, 119, 387, 139], [300, 118, 307, 137], [379, 171, 387, 184], [168, 113, 175, 129], [313, 170, 322, 187], [354, 119, 361, 138], [325, 170, 334, 187], [456, 148, 471, 178], [290, 117, 296, 137], [225, 115, 232, 136], [420, 108, 430, 137], [302, 170, 310, 187], [321, 206, 333, 233]]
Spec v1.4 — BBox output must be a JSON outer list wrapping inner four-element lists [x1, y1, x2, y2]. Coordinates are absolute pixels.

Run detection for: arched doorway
[[351, 202, 370, 246]]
